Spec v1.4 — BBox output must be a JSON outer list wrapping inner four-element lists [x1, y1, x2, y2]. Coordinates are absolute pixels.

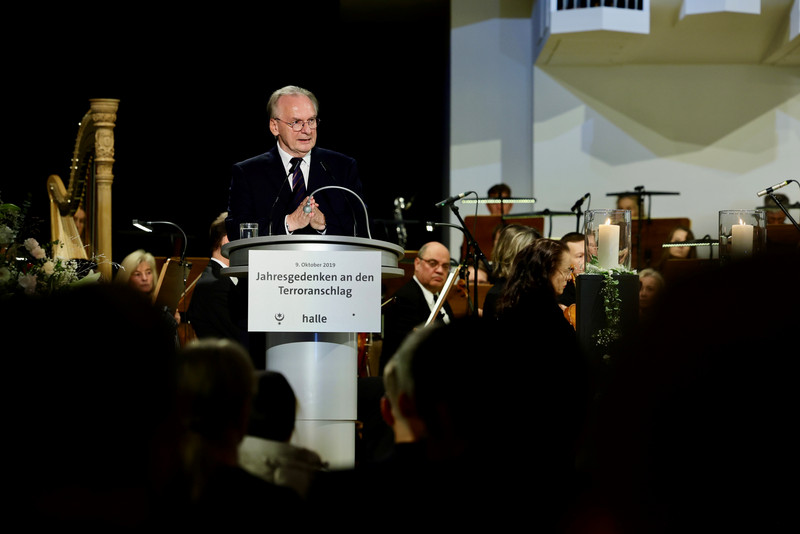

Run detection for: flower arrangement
[[1, 195, 99, 299]]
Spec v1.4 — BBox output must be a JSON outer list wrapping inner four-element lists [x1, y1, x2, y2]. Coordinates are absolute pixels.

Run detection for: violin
[[564, 303, 577, 330]]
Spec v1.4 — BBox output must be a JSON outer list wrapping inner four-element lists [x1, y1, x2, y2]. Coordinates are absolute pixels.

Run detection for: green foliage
[[585, 257, 636, 352]]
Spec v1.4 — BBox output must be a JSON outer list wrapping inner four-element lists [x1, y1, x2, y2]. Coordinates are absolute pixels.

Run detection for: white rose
[[43, 261, 55, 275], [24, 238, 46, 260]]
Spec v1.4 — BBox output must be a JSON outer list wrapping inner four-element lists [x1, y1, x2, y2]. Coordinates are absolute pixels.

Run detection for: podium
[[222, 235, 404, 469]]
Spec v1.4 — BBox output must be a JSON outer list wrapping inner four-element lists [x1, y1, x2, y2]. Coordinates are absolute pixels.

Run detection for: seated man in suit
[[226, 85, 369, 240], [558, 231, 585, 308], [187, 212, 242, 343], [380, 241, 453, 374]]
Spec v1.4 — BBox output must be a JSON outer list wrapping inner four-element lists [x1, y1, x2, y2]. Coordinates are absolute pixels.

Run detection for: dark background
[[3, 2, 451, 264]]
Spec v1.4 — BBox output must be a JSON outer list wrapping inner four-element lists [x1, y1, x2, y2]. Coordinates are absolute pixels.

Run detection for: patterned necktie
[[290, 157, 306, 209]]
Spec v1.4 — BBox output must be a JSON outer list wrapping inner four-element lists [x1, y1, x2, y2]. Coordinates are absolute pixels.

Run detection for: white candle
[[731, 220, 753, 258], [597, 218, 620, 269]]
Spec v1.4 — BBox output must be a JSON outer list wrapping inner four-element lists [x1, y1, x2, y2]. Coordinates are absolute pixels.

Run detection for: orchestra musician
[[486, 183, 513, 215], [653, 225, 696, 271], [380, 242, 453, 374], [481, 225, 538, 321]]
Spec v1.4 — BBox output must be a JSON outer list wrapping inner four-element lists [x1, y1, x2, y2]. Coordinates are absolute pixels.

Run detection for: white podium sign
[[247, 249, 381, 332]]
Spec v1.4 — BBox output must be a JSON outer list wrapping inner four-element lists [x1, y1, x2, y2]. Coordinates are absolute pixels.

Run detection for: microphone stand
[[767, 192, 800, 232], [393, 197, 408, 249], [436, 205, 491, 317], [574, 204, 583, 233], [633, 186, 647, 269]]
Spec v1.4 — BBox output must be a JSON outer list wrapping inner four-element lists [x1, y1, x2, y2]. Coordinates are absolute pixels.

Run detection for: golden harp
[[46, 98, 119, 281]]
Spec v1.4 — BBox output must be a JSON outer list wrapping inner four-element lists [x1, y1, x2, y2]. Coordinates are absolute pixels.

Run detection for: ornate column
[[89, 98, 119, 281]]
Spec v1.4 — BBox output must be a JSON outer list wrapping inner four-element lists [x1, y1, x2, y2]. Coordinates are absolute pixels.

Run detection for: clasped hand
[[287, 195, 326, 232]]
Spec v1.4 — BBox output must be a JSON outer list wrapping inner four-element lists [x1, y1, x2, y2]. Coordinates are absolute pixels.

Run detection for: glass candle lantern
[[584, 209, 632, 271], [719, 209, 766, 263]]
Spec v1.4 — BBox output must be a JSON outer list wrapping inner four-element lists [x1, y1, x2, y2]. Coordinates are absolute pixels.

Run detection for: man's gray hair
[[267, 85, 319, 118], [383, 322, 442, 405]]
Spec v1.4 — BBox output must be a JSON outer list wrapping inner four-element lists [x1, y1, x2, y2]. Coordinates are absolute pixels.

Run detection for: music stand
[[153, 258, 190, 313], [509, 209, 576, 238]]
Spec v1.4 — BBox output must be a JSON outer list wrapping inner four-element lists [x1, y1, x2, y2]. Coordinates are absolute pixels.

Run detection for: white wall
[[534, 65, 800, 241], [450, 4, 800, 261], [450, 12, 534, 258]]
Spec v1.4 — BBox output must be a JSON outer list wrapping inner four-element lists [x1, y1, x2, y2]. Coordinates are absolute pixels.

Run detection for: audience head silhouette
[[4, 283, 181, 527]]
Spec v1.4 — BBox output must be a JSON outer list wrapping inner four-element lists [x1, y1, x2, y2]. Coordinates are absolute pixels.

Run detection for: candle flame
[[605, 218, 611, 225], [738, 218, 744, 225]]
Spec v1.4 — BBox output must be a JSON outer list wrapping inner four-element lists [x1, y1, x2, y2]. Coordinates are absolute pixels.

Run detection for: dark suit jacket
[[186, 261, 242, 342], [225, 145, 369, 240], [380, 278, 454, 373]]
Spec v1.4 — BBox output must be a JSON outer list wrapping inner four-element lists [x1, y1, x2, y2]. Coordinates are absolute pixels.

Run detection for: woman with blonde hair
[[116, 249, 158, 296], [482, 225, 539, 320], [116, 249, 181, 346], [638, 268, 665, 322]]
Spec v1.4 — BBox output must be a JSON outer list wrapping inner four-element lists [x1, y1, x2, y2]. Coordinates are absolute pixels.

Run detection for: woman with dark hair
[[495, 238, 574, 333], [653, 225, 696, 271], [495, 238, 588, 510]]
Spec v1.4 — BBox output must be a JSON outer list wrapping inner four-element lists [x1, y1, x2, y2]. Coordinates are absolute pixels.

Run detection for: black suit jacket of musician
[[225, 145, 369, 240], [186, 261, 243, 342], [380, 279, 454, 374]]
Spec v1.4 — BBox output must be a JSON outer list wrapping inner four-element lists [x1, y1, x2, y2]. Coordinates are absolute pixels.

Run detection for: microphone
[[435, 191, 471, 208], [756, 180, 790, 198], [570, 193, 590, 212], [267, 166, 295, 235]]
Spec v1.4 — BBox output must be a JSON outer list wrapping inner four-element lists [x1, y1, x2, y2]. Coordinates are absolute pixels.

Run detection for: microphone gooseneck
[[307, 185, 372, 239], [318, 160, 365, 237]]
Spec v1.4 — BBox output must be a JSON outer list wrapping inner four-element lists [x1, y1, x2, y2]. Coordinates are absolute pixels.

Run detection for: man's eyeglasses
[[418, 256, 451, 271], [274, 117, 319, 132]]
